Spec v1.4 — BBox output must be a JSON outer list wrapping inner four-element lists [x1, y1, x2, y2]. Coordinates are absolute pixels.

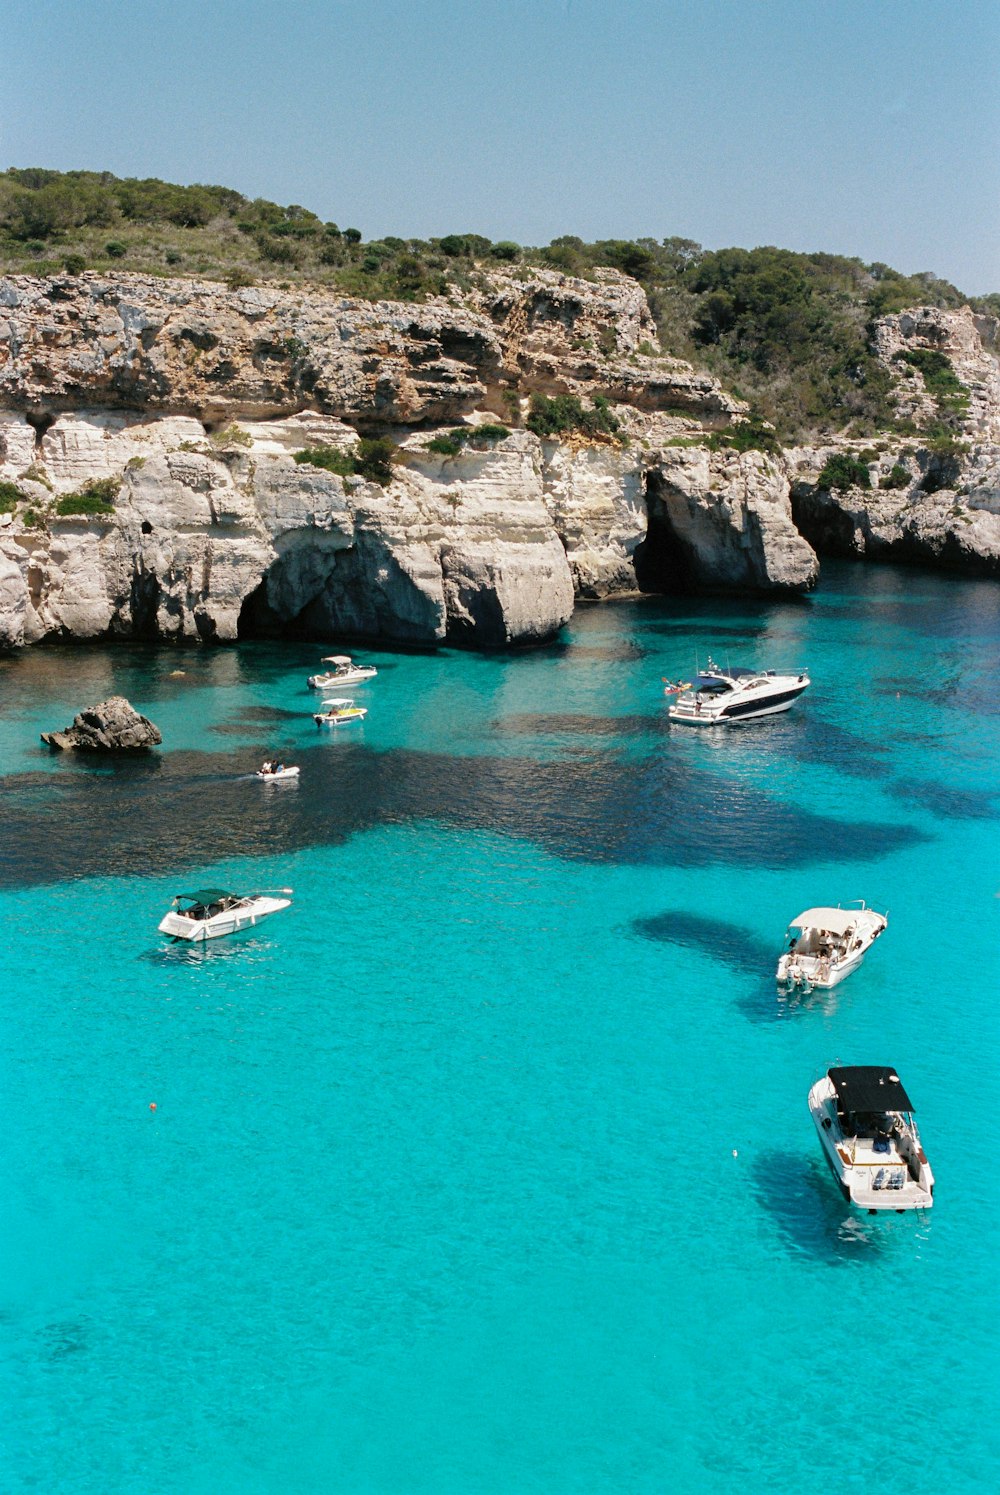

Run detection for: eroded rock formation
[[22, 263, 993, 650], [41, 695, 162, 751], [790, 307, 1000, 576]]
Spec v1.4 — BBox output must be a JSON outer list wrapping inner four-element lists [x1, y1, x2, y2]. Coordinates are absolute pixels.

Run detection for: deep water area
[[2, 562, 998, 1494]]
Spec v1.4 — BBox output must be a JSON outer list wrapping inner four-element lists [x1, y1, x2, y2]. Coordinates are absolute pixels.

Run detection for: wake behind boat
[[808, 1066, 934, 1211], [307, 655, 377, 689], [777, 902, 886, 989], [158, 887, 292, 942], [665, 657, 809, 725]]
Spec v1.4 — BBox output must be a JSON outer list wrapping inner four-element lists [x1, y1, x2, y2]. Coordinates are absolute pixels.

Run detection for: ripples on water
[[1, 562, 998, 1494]]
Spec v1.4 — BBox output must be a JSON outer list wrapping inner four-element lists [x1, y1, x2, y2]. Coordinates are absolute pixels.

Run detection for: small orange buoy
[[149, 1103, 157, 1111]]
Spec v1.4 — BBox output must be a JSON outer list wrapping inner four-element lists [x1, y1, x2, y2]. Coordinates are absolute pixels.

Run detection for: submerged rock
[[41, 695, 162, 751]]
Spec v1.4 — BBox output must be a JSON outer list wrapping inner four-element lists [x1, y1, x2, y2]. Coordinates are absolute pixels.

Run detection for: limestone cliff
[[0, 266, 818, 648], [789, 307, 1000, 577]]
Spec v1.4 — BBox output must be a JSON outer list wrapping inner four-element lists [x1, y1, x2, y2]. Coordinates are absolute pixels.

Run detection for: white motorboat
[[307, 655, 377, 689], [314, 697, 368, 726], [256, 763, 300, 781], [777, 902, 886, 990], [665, 657, 809, 725], [808, 1066, 934, 1211], [158, 887, 292, 942]]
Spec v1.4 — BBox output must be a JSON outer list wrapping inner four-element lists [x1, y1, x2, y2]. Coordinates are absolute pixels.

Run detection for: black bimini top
[[829, 1066, 915, 1113], [176, 887, 236, 906]]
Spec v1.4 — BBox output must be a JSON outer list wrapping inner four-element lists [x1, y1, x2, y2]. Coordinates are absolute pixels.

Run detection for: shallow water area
[[2, 562, 998, 1493]]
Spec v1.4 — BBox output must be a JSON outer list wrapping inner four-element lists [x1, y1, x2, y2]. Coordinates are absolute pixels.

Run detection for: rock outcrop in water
[[41, 695, 162, 751]]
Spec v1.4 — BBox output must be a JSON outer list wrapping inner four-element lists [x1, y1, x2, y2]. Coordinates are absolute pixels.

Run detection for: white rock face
[[646, 448, 819, 591], [789, 308, 1000, 575], [0, 406, 816, 645], [539, 440, 648, 597], [0, 268, 827, 649]]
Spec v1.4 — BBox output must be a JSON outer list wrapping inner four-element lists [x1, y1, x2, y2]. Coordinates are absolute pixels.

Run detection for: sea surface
[[1, 562, 998, 1495]]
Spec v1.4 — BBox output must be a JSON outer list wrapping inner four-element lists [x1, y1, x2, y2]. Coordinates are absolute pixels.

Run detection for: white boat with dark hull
[[809, 1066, 934, 1211], [665, 658, 809, 725], [313, 697, 367, 726], [307, 655, 377, 690], [158, 887, 292, 942], [777, 902, 887, 990]]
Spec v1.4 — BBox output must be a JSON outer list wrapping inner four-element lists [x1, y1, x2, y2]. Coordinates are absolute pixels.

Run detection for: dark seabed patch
[[0, 739, 928, 890], [494, 712, 670, 738], [782, 717, 893, 780], [888, 778, 999, 820], [209, 705, 305, 734], [640, 621, 773, 644]]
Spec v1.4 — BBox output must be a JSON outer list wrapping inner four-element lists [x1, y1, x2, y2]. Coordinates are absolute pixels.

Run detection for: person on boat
[[262, 760, 272, 774]]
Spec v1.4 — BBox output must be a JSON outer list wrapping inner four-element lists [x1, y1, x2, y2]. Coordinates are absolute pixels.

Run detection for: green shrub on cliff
[[881, 463, 911, 490], [526, 393, 621, 441], [293, 437, 397, 487], [293, 445, 358, 478], [707, 414, 781, 456], [817, 453, 872, 492], [0, 480, 25, 510], [56, 477, 120, 515], [355, 436, 396, 486], [425, 424, 510, 456]]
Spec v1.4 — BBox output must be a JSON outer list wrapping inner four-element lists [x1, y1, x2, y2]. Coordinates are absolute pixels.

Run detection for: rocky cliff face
[[0, 266, 820, 649], [789, 307, 1000, 576]]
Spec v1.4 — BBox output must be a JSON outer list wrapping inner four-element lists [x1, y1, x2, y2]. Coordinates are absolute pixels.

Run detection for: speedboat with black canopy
[[158, 887, 292, 942], [665, 657, 809, 725], [808, 1066, 934, 1211], [777, 902, 887, 989]]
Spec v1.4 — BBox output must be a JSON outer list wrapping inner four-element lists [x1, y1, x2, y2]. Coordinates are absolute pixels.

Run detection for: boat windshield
[[693, 676, 733, 694]]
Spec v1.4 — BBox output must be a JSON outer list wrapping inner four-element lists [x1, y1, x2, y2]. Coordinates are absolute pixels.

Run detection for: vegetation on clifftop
[[1, 167, 995, 445]]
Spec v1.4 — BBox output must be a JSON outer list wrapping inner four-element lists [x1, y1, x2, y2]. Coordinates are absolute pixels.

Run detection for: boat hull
[[256, 767, 300, 781], [668, 683, 808, 725], [777, 948, 867, 989], [807, 1078, 933, 1211], [308, 668, 377, 689], [314, 710, 367, 726], [158, 896, 291, 942]]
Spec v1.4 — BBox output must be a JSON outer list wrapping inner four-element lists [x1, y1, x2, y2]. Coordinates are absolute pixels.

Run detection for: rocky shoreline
[[1, 270, 996, 650]]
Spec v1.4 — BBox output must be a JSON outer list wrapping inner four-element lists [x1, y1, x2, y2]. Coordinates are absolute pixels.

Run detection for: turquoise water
[[2, 562, 998, 1494]]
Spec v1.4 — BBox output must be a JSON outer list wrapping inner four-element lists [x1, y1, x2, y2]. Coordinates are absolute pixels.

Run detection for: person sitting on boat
[[262, 760, 273, 774]]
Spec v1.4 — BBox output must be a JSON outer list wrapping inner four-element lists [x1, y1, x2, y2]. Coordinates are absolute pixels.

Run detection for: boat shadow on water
[[631, 909, 825, 1024], [750, 1150, 931, 1261]]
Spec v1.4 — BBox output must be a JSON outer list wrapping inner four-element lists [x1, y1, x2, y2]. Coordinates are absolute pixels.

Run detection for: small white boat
[[158, 887, 292, 942], [665, 657, 809, 725], [256, 763, 300, 781], [777, 902, 886, 990], [307, 655, 377, 689], [314, 697, 368, 726], [808, 1066, 934, 1211]]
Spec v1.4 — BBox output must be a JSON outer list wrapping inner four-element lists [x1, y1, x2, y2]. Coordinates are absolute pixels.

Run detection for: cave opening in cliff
[[633, 473, 697, 594], [25, 411, 56, 445]]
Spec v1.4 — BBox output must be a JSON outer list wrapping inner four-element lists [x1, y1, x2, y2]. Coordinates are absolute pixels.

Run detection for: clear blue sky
[[3, 0, 997, 292]]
